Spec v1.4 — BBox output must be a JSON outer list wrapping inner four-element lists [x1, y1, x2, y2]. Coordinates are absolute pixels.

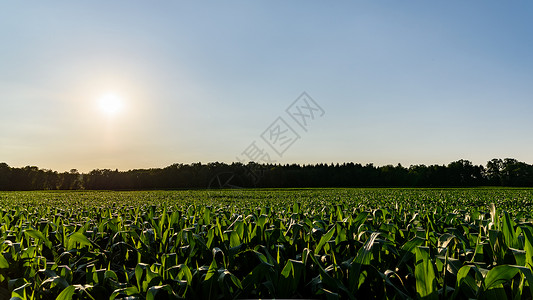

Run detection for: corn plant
[[1, 188, 533, 299]]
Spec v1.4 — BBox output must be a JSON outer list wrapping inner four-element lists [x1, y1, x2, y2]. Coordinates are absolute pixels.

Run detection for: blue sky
[[1, 1, 532, 172]]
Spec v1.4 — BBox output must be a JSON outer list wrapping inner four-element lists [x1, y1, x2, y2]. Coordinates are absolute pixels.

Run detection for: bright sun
[[98, 93, 124, 116]]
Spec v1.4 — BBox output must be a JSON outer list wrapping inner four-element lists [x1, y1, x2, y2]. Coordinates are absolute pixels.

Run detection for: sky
[[1, 1, 533, 172]]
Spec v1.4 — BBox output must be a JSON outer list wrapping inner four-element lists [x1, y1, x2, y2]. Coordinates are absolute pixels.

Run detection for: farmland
[[1, 188, 533, 299]]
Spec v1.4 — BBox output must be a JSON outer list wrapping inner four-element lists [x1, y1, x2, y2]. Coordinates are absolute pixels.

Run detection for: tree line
[[1, 158, 533, 190]]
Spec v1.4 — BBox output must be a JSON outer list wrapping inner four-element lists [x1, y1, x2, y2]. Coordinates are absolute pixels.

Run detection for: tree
[[0, 163, 11, 189], [486, 159, 503, 185]]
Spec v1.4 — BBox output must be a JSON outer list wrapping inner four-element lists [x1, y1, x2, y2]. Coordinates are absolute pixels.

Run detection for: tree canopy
[[1, 159, 533, 190]]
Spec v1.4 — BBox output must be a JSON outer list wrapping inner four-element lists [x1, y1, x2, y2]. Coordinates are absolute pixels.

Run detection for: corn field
[[1, 188, 533, 299]]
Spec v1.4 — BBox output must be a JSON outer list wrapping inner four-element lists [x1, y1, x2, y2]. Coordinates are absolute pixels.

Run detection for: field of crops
[[1, 188, 533, 299]]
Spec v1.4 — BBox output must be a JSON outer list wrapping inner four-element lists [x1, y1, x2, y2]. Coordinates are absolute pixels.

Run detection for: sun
[[98, 93, 124, 116]]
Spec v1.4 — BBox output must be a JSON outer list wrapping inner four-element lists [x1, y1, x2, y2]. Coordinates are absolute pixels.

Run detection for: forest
[[1, 158, 532, 190]]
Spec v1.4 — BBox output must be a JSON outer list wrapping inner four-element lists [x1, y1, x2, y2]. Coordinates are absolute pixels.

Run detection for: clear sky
[[1, 1, 532, 172]]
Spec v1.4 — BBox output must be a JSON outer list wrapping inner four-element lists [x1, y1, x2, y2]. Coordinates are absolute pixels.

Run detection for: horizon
[[0, 157, 523, 174], [2, 2, 533, 172]]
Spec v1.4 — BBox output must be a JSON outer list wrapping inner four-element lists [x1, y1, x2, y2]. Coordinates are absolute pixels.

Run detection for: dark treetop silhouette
[[1, 158, 532, 190]]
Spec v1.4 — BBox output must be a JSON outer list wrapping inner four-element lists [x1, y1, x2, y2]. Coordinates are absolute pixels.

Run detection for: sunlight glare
[[98, 93, 124, 116]]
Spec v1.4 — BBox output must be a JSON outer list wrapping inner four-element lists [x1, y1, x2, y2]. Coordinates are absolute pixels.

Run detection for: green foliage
[[1, 188, 533, 299], [415, 246, 437, 299]]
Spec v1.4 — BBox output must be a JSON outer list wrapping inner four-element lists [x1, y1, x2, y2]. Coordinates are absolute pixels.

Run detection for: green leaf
[[510, 248, 526, 266], [353, 211, 368, 227], [203, 207, 211, 225], [11, 282, 31, 299], [168, 264, 193, 285], [205, 259, 218, 281], [105, 270, 118, 282], [483, 265, 519, 290], [502, 210, 519, 248], [41, 276, 69, 290], [146, 285, 173, 300], [490, 202, 497, 227], [279, 259, 304, 297], [354, 231, 380, 265], [0, 254, 8, 269], [218, 270, 243, 290], [109, 286, 139, 300], [415, 246, 438, 300], [241, 261, 272, 292], [514, 266, 533, 299], [206, 227, 215, 249], [520, 225, 533, 268], [452, 265, 481, 299], [229, 272, 243, 290], [316, 226, 335, 254], [135, 263, 148, 292], [56, 285, 76, 300], [379, 270, 410, 299], [67, 232, 92, 250], [309, 251, 353, 299], [397, 236, 425, 268], [24, 229, 52, 248], [292, 202, 300, 214], [348, 232, 380, 294], [216, 217, 225, 242], [229, 230, 240, 248], [280, 259, 294, 279]]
